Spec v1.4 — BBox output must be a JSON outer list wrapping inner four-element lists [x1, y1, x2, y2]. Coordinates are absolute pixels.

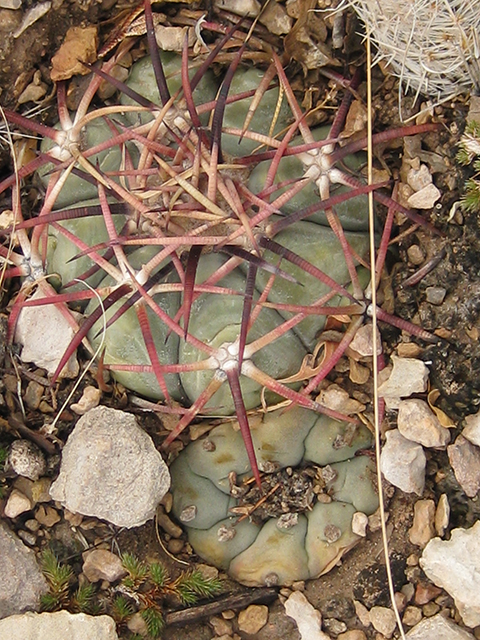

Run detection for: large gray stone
[[50, 406, 170, 528], [406, 613, 474, 639], [420, 522, 480, 627], [0, 521, 48, 620], [0, 611, 118, 639]]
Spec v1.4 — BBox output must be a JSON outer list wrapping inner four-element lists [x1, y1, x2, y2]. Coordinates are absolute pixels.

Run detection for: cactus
[[170, 405, 379, 586], [351, 0, 480, 105], [0, 0, 439, 491]]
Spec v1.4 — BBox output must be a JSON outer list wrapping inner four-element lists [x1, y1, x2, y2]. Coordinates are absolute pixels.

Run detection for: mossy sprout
[[39, 548, 96, 614], [114, 553, 222, 638], [457, 120, 480, 212]]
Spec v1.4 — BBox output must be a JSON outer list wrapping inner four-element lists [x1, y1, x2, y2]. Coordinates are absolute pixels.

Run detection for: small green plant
[[457, 120, 480, 212], [40, 549, 98, 614], [114, 553, 222, 638]]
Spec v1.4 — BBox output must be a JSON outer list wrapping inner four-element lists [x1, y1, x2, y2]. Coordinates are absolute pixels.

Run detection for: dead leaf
[[428, 389, 455, 428], [51, 26, 98, 82]]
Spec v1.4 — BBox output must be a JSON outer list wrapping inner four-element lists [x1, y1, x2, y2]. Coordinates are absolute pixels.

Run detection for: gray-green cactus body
[[170, 405, 378, 586], [257, 220, 370, 350], [85, 246, 185, 402], [46, 201, 127, 293], [39, 116, 138, 210], [221, 67, 294, 157], [120, 53, 218, 125], [179, 252, 307, 414], [248, 126, 370, 231]]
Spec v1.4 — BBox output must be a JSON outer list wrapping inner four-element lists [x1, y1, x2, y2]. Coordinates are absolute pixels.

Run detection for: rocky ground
[[1, 1, 480, 639]]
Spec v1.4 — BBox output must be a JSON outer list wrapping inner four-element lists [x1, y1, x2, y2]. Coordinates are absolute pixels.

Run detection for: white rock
[[407, 183, 441, 209], [284, 591, 330, 640], [349, 324, 382, 358], [50, 406, 170, 528], [377, 356, 429, 400], [380, 429, 426, 495], [447, 435, 480, 498], [7, 440, 46, 481], [407, 164, 433, 191], [369, 606, 396, 638], [0, 611, 118, 639], [463, 411, 480, 447], [70, 385, 101, 415], [397, 399, 451, 448], [4, 489, 33, 519], [434, 494, 450, 537], [420, 521, 480, 627], [406, 612, 475, 639], [15, 289, 79, 378], [352, 512, 368, 537], [82, 550, 126, 583]]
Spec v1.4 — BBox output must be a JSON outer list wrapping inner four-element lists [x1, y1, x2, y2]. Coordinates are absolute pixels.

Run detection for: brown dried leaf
[[51, 26, 98, 82]]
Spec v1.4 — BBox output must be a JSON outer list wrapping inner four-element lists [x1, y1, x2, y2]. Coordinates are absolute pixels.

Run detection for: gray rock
[[447, 435, 480, 498], [0, 521, 48, 619], [0, 611, 119, 639], [406, 613, 474, 639], [7, 440, 46, 480], [50, 406, 170, 528], [397, 399, 451, 448], [15, 289, 79, 378], [377, 356, 429, 401], [380, 429, 426, 495], [284, 592, 330, 640], [420, 522, 480, 628], [463, 411, 480, 447], [82, 550, 126, 583]]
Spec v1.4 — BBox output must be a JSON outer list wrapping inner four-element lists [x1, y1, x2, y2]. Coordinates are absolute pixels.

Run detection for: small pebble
[[17, 530, 37, 545], [422, 602, 440, 617], [82, 549, 126, 583], [167, 538, 184, 554], [402, 605, 422, 626], [222, 610, 236, 620], [409, 499, 436, 547], [35, 505, 61, 527], [425, 286, 446, 305], [407, 245, 425, 266], [369, 606, 396, 638], [24, 519, 41, 532], [414, 583, 442, 605], [4, 488, 33, 518], [434, 494, 450, 536], [31, 477, 53, 503], [397, 399, 451, 448], [156, 511, 183, 538], [338, 632, 367, 640], [238, 604, 268, 635], [448, 435, 480, 497], [7, 440, 46, 481], [238, 605, 269, 635], [463, 411, 480, 447], [24, 380, 44, 409], [323, 618, 347, 634], [210, 615, 233, 636]]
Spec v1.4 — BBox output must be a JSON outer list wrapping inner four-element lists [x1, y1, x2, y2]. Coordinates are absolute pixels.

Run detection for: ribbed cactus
[[0, 0, 438, 493]]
